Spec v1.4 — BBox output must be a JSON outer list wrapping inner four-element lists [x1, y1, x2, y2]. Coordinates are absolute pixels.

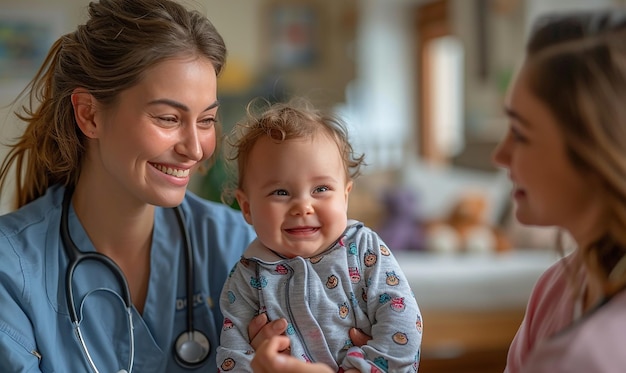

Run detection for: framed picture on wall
[[266, 1, 320, 70], [0, 9, 64, 80], [0, 8, 64, 103]]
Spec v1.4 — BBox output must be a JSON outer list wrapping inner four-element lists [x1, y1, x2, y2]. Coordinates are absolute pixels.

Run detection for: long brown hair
[[0, 0, 227, 210], [525, 10, 626, 295]]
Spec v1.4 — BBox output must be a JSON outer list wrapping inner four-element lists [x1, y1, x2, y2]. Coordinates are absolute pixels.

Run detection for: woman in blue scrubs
[[0, 0, 254, 371], [0, 1, 369, 371], [0, 0, 315, 371]]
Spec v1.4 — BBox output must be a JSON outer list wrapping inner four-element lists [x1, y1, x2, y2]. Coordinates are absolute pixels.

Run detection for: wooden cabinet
[[419, 308, 524, 373]]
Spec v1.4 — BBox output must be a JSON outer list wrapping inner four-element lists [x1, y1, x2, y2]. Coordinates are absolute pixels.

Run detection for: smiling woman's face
[[87, 56, 219, 208], [492, 63, 606, 240]]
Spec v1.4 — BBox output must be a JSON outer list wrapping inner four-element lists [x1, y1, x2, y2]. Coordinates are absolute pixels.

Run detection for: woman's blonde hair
[[0, 0, 227, 210], [525, 10, 626, 295]]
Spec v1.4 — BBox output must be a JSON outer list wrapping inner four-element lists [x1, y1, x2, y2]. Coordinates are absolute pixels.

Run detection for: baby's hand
[[251, 336, 334, 373]]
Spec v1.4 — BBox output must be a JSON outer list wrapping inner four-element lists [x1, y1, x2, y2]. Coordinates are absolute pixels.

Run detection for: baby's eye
[[271, 189, 289, 196], [314, 186, 330, 193]]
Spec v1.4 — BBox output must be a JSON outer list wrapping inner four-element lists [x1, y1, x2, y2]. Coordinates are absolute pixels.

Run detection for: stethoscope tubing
[[173, 205, 196, 336], [61, 187, 135, 372], [60, 186, 208, 371]]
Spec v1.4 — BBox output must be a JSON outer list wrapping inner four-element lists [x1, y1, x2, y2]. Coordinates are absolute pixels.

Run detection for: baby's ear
[[345, 180, 353, 196], [345, 180, 354, 194], [235, 189, 253, 225], [71, 88, 98, 138]]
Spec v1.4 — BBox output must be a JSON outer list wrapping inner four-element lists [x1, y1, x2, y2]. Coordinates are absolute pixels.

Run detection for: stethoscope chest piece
[[174, 330, 210, 367], [62, 186, 210, 371]]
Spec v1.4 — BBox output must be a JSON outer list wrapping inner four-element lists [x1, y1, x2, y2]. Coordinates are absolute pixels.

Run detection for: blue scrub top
[[0, 184, 255, 372]]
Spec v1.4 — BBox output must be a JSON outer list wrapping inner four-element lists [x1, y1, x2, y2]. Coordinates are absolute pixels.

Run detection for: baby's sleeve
[[216, 258, 262, 373], [341, 228, 422, 372]]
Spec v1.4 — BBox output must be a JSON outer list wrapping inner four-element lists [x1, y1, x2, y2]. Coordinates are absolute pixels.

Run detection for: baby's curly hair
[[222, 97, 365, 205]]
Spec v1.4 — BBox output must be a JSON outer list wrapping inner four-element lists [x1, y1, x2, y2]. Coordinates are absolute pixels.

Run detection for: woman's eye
[[510, 127, 527, 142], [153, 116, 180, 126], [198, 117, 217, 128]]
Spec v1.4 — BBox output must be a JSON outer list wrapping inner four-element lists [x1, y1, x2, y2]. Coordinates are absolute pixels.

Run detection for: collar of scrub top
[[61, 185, 211, 371]]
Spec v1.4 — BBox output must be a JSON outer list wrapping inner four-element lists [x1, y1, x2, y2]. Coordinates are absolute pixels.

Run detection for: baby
[[216, 99, 422, 372]]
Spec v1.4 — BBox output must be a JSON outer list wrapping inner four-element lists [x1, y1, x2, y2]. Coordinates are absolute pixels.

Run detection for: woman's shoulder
[[526, 253, 575, 311], [0, 186, 63, 296], [521, 281, 626, 372], [180, 191, 255, 243], [522, 252, 577, 335], [178, 192, 255, 269], [181, 192, 249, 226], [0, 185, 63, 239], [533, 253, 576, 292]]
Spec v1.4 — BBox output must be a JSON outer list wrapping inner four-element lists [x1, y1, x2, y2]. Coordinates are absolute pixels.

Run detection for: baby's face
[[235, 133, 352, 258]]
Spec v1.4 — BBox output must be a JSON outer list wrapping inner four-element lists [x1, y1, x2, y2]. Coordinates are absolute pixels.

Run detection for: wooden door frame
[[416, 0, 450, 163]]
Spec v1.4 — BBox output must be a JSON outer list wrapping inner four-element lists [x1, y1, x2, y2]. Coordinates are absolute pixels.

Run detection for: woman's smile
[[150, 163, 191, 178]]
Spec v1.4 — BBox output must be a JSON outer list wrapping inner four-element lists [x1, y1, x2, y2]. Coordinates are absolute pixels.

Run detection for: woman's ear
[[71, 88, 98, 139]]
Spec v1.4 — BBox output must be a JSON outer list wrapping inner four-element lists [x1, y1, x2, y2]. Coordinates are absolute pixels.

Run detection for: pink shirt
[[505, 252, 626, 373]]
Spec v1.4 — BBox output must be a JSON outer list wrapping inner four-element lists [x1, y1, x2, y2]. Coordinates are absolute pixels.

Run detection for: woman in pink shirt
[[493, 10, 626, 373]]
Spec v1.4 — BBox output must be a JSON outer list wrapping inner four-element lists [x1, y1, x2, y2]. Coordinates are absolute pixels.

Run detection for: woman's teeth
[[153, 164, 189, 178]]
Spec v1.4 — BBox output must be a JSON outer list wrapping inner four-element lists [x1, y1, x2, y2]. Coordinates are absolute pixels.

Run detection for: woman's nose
[[175, 124, 203, 161], [492, 136, 511, 168]]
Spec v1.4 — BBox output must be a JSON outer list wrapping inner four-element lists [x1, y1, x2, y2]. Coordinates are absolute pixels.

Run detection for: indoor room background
[[0, 0, 622, 372]]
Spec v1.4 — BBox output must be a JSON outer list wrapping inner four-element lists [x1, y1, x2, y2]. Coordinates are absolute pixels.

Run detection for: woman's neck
[[71, 181, 155, 257], [71, 180, 154, 313]]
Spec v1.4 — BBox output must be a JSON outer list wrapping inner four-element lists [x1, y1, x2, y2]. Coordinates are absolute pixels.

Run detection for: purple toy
[[377, 186, 426, 251]]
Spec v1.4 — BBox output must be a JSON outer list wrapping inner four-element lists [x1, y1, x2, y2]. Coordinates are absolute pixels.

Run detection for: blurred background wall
[[1, 0, 621, 235], [1, 1, 623, 372]]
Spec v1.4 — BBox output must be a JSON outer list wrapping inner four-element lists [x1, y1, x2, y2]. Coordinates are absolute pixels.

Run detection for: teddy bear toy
[[425, 192, 510, 254]]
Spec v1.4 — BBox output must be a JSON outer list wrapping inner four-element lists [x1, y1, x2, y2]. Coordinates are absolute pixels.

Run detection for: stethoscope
[[61, 187, 210, 372]]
